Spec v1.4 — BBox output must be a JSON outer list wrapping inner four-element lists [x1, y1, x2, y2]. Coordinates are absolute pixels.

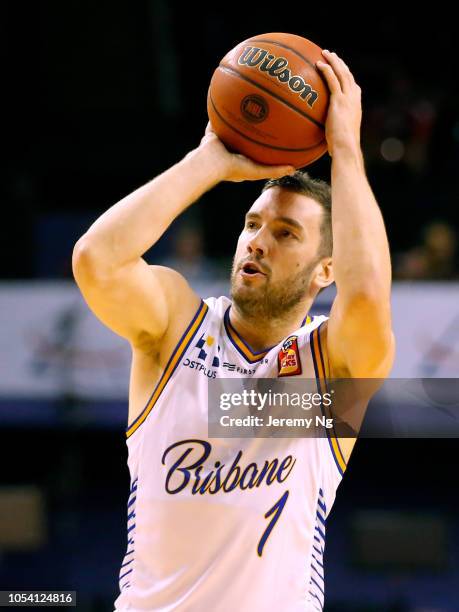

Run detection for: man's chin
[[231, 282, 266, 308]]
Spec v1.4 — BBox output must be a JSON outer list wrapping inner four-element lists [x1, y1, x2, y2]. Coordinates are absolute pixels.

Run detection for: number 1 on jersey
[[257, 490, 289, 557]]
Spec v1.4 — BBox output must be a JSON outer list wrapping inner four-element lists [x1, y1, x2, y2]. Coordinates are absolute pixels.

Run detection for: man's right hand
[[198, 123, 295, 183]]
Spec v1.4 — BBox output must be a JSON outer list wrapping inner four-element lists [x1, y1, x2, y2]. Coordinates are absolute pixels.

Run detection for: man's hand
[[316, 50, 362, 158], [198, 122, 295, 183]]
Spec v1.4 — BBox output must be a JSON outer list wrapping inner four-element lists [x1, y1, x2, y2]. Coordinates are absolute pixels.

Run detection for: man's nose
[[247, 229, 268, 257]]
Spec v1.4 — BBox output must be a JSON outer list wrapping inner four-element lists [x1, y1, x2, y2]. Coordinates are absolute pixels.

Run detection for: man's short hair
[[262, 171, 332, 257]]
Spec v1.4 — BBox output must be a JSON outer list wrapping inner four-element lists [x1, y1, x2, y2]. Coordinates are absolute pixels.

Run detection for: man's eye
[[280, 230, 292, 238], [246, 222, 257, 229]]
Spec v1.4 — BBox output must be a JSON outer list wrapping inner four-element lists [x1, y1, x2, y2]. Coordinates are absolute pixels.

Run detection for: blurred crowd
[[4, 6, 458, 283], [394, 220, 458, 280], [360, 68, 458, 280]]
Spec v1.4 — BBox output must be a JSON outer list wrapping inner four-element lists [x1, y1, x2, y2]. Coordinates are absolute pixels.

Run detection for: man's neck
[[229, 301, 313, 352]]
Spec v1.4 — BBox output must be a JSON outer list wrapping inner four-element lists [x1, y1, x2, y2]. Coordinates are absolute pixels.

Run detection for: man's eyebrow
[[245, 212, 261, 221], [245, 212, 303, 232]]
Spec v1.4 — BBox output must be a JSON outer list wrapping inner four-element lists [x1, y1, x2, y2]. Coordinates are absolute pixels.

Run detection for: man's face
[[230, 187, 331, 320]]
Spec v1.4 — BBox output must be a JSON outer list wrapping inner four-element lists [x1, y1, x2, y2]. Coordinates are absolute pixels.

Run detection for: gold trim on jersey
[[126, 301, 209, 438], [310, 324, 347, 475]]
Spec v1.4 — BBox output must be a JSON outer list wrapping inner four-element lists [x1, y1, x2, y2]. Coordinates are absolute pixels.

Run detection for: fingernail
[[322, 49, 330, 55]]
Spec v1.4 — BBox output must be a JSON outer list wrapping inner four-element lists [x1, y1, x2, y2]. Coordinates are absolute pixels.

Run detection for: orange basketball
[[207, 33, 330, 168]]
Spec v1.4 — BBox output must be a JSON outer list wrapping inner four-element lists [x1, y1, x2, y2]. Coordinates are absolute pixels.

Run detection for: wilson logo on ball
[[238, 46, 319, 108], [240, 94, 269, 123]]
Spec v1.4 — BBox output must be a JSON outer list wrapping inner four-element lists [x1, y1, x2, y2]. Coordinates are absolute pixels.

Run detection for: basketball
[[207, 33, 330, 168]]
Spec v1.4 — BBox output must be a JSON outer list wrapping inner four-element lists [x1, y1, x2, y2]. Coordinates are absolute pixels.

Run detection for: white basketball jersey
[[114, 296, 347, 612]]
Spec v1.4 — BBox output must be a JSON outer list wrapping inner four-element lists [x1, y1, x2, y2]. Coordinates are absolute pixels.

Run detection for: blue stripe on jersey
[[311, 563, 324, 581], [316, 511, 326, 526], [317, 498, 326, 513], [310, 576, 325, 596], [313, 546, 324, 557], [119, 477, 138, 594], [308, 589, 324, 608], [315, 525, 326, 541], [312, 553, 324, 569], [127, 496, 136, 508], [309, 491, 326, 610], [119, 568, 133, 581]]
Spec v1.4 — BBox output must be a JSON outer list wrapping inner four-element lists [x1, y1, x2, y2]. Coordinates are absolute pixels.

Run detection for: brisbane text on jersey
[[162, 439, 296, 495]]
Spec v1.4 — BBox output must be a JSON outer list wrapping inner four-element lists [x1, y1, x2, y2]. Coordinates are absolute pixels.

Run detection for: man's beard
[[230, 258, 317, 321]]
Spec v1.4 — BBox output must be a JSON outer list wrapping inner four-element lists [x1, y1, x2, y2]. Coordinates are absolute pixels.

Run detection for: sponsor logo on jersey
[[222, 362, 256, 376], [194, 334, 220, 367], [237, 46, 319, 109], [182, 359, 217, 379], [182, 333, 220, 378], [277, 335, 302, 377]]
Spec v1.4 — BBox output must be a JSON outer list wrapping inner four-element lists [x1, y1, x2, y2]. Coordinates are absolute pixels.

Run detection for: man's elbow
[[72, 235, 112, 285], [73, 236, 92, 277]]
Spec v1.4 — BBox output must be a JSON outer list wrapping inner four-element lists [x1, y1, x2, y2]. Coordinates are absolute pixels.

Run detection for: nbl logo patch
[[277, 336, 302, 377]]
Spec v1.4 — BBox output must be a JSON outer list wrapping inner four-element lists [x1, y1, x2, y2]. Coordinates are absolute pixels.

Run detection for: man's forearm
[[75, 145, 224, 271], [331, 146, 392, 299]]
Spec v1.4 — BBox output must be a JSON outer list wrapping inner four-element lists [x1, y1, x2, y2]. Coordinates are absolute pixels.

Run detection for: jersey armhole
[[126, 300, 209, 438], [310, 322, 347, 477]]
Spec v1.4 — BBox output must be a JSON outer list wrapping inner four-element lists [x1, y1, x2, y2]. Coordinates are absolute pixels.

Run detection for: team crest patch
[[277, 336, 302, 377]]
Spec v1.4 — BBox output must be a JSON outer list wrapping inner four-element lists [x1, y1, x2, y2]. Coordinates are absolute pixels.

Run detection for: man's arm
[[317, 50, 395, 380], [72, 127, 294, 349]]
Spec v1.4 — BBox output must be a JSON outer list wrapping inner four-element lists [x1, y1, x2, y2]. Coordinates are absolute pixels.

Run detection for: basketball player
[[73, 50, 394, 611]]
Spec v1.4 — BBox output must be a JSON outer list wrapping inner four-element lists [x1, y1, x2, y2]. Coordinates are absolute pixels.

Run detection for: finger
[[322, 50, 354, 93], [333, 52, 356, 91], [267, 164, 297, 179], [250, 163, 296, 180], [200, 122, 218, 146], [237, 155, 295, 180], [316, 59, 341, 95]]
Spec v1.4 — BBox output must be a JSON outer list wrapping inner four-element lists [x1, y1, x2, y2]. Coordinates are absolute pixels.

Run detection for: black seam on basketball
[[246, 38, 329, 90], [209, 94, 326, 153], [218, 64, 325, 130]]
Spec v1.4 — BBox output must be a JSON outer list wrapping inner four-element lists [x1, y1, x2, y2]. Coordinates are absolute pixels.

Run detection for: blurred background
[[2, 1, 459, 610]]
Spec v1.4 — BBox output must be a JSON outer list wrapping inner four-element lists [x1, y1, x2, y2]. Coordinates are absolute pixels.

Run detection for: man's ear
[[312, 257, 334, 292]]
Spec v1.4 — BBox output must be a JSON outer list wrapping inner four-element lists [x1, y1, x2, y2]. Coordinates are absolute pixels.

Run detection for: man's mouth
[[240, 262, 267, 277]]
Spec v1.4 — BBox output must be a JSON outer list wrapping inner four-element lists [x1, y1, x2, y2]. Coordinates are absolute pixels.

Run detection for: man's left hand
[[316, 50, 362, 158]]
